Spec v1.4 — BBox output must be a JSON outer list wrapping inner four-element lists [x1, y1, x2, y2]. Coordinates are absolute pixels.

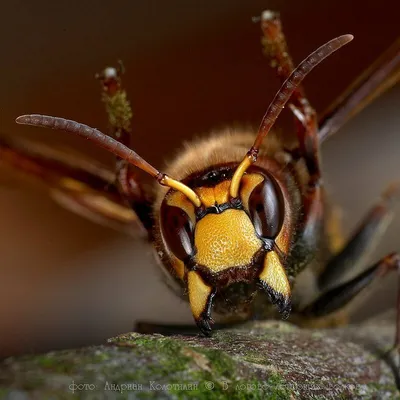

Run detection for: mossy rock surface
[[0, 320, 399, 399]]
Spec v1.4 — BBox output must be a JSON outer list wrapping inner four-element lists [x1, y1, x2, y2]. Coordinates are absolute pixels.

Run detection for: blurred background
[[0, 0, 399, 358]]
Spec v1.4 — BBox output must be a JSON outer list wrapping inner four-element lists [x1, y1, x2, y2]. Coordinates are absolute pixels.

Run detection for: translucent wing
[[0, 135, 146, 236]]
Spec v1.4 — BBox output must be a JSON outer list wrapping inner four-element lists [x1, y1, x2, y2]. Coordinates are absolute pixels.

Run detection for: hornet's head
[[158, 164, 292, 334]]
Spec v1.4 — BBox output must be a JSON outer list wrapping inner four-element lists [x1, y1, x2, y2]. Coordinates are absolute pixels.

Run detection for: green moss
[[140, 339, 190, 372], [21, 376, 45, 391], [108, 331, 141, 345], [364, 382, 400, 398], [36, 354, 74, 374], [265, 374, 291, 400], [111, 334, 290, 399], [241, 352, 268, 364], [91, 351, 110, 363], [166, 345, 290, 399], [194, 348, 236, 378], [1, 322, 398, 399], [102, 90, 132, 132], [105, 334, 198, 388], [36, 355, 54, 368], [0, 388, 10, 398]]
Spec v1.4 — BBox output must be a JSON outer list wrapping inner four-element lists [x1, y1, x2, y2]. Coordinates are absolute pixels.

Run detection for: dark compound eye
[[248, 174, 284, 239], [160, 203, 195, 261]]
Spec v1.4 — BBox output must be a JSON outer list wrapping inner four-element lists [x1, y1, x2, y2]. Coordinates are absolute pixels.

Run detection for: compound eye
[[160, 203, 195, 261], [248, 174, 284, 239]]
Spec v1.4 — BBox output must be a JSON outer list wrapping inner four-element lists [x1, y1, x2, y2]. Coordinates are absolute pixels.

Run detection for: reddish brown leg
[[96, 62, 139, 194], [262, 12, 400, 146], [260, 10, 321, 182], [260, 10, 305, 107], [96, 62, 152, 229], [260, 11, 317, 139], [261, 11, 323, 263]]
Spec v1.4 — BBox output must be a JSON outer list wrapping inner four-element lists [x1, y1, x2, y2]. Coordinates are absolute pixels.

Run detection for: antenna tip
[[342, 34, 354, 43], [15, 115, 28, 124], [16, 114, 43, 127]]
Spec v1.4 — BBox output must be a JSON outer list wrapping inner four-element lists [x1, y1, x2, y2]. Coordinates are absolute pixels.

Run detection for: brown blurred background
[[0, 0, 399, 358]]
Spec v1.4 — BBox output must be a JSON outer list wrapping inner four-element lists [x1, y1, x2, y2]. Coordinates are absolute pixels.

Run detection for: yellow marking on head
[[166, 191, 196, 224], [239, 173, 264, 212], [188, 271, 212, 320], [170, 255, 185, 280], [214, 180, 231, 204], [195, 209, 262, 272], [173, 173, 262, 212], [194, 187, 215, 208], [275, 224, 290, 253], [259, 251, 291, 298], [194, 180, 232, 208]]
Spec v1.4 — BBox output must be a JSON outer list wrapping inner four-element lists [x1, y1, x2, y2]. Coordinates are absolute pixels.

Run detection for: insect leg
[[285, 92, 322, 269], [261, 13, 400, 145], [301, 253, 400, 361], [259, 10, 307, 109], [96, 62, 153, 229], [319, 38, 400, 143], [96, 61, 133, 148], [318, 183, 400, 291], [260, 10, 318, 161]]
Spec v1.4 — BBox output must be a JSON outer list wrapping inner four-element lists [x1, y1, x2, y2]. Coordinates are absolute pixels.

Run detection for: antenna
[[16, 114, 202, 207], [230, 34, 354, 198]]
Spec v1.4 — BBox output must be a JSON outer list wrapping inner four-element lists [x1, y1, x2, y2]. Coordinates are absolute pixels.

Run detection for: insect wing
[[0, 135, 144, 236]]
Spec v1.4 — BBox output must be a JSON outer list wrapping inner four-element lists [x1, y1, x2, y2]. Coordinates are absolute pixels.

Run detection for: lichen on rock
[[0, 320, 399, 399]]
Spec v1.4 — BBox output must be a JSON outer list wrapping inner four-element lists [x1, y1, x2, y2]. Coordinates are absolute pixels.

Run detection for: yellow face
[[159, 169, 292, 330], [194, 209, 262, 272], [189, 176, 264, 271]]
